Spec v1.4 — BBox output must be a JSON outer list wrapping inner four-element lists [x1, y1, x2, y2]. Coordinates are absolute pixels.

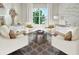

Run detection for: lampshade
[[53, 16, 58, 19]]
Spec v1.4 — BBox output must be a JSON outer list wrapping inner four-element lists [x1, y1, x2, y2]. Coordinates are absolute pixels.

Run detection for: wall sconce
[[53, 16, 59, 25], [53, 16, 58, 20]]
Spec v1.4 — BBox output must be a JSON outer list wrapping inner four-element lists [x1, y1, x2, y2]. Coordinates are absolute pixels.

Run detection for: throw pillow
[[0, 25, 10, 38], [9, 30, 16, 39], [64, 31, 72, 41]]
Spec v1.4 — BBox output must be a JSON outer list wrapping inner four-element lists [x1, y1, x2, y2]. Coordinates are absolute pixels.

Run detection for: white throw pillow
[[55, 26, 79, 41], [0, 25, 10, 38]]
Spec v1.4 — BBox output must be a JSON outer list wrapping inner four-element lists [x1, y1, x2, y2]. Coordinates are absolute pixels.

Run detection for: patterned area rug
[[9, 40, 67, 55]]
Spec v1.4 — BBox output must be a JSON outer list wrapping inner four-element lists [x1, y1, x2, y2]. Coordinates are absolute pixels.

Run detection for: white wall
[[33, 3, 47, 8], [51, 3, 59, 25], [21, 4, 27, 24], [47, 3, 53, 25], [3, 3, 12, 25], [3, 3, 22, 26], [21, 3, 33, 24], [59, 3, 79, 26]]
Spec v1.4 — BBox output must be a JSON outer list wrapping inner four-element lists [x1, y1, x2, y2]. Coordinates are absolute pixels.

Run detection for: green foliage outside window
[[33, 9, 46, 24]]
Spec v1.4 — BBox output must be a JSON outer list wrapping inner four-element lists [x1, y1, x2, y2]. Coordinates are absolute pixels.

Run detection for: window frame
[[33, 8, 48, 24]]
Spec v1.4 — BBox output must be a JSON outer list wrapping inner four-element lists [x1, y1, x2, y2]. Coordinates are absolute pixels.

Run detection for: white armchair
[[51, 26, 79, 55]]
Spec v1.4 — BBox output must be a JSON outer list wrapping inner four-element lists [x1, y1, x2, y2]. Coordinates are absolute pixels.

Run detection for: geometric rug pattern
[[9, 41, 67, 55], [9, 30, 67, 55]]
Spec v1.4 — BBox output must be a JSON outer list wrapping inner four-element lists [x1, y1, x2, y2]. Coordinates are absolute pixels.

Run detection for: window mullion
[[39, 9, 40, 24], [33, 8, 47, 25]]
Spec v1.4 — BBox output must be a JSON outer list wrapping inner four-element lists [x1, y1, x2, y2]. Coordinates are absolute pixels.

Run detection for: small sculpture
[[9, 8, 17, 25], [0, 3, 4, 8]]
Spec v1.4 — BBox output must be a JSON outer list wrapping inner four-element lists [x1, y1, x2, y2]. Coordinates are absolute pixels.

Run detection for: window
[[33, 8, 48, 24]]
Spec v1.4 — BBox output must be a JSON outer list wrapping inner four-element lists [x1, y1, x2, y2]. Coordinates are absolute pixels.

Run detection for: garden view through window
[[33, 8, 48, 24]]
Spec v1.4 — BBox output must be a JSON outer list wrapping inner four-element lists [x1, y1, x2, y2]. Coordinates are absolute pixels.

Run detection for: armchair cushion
[[0, 25, 10, 38]]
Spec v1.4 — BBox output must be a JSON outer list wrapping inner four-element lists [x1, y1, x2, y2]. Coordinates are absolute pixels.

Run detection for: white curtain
[[47, 3, 53, 25], [26, 4, 33, 24]]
